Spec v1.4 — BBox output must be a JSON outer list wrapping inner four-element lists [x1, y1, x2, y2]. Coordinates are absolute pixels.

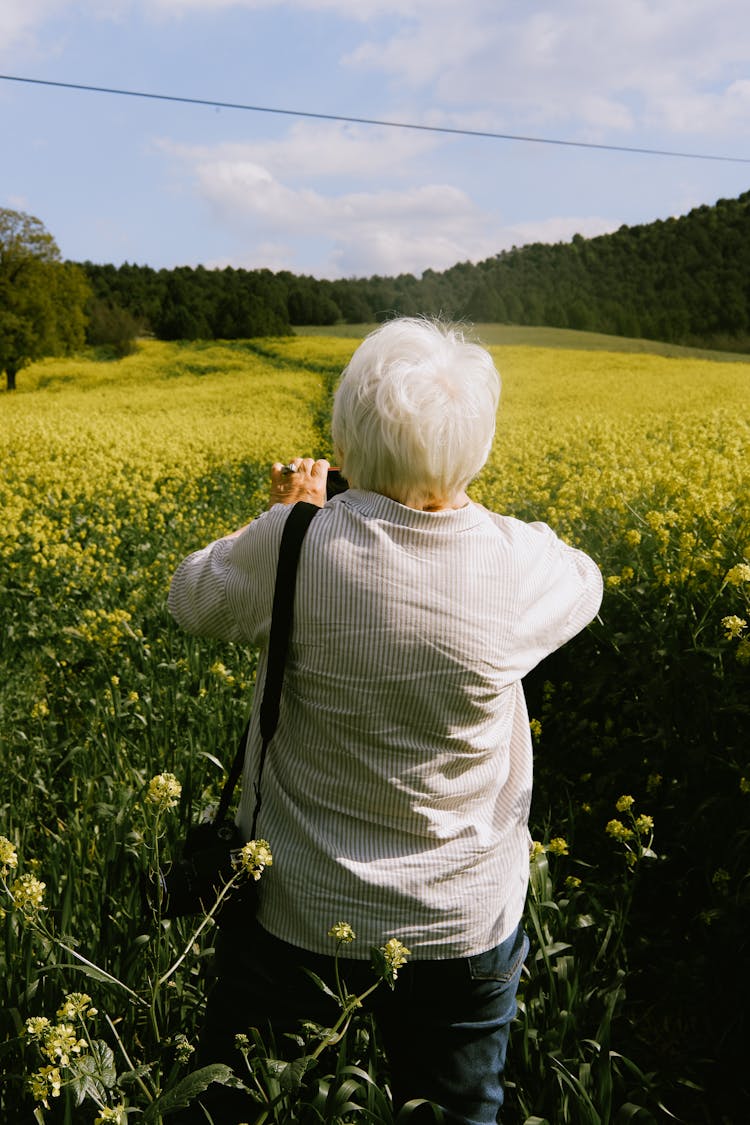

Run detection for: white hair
[[331, 317, 501, 506]]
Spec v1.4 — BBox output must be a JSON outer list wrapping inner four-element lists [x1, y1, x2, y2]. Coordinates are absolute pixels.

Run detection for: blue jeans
[[185, 918, 528, 1125]]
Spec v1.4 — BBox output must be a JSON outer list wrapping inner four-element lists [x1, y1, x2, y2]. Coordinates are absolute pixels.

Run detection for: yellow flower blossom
[[724, 563, 750, 586], [25, 1016, 52, 1040], [328, 921, 356, 944], [237, 839, 273, 881], [94, 1106, 127, 1124], [635, 814, 655, 834], [529, 718, 542, 740], [606, 819, 634, 842], [529, 840, 545, 860], [31, 699, 50, 720], [28, 1066, 62, 1108], [547, 837, 569, 856], [615, 794, 635, 812], [41, 1023, 87, 1066], [11, 873, 46, 914], [722, 615, 747, 640], [0, 835, 18, 875], [56, 993, 93, 1021], [380, 938, 411, 981], [146, 773, 182, 810]]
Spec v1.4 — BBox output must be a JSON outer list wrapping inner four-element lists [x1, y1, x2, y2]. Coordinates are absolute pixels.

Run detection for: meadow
[[1, 333, 748, 1124]]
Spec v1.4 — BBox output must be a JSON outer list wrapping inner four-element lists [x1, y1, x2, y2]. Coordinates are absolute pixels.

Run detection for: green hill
[[82, 190, 750, 354]]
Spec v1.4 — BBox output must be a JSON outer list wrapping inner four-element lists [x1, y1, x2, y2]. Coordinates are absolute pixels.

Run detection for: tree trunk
[[5, 367, 17, 391]]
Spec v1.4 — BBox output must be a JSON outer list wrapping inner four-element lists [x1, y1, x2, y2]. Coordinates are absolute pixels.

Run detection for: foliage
[[0, 209, 90, 391], [0, 337, 748, 1123], [85, 298, 141, 358], [80, 191, 750, 354]]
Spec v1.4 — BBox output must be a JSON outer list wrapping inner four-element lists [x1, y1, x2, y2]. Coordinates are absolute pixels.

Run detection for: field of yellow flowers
[[1, 335, 749, 1124]]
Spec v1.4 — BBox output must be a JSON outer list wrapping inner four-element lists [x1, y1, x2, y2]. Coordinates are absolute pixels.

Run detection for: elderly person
[[168, 317, 602, 1124]]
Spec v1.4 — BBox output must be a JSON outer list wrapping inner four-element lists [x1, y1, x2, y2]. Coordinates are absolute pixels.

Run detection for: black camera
[[326, 467, 349, 500], [147, 820, 247, 920]]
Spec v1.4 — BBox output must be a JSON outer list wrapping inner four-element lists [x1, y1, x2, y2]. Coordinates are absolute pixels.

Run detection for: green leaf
[[141, 1064, 237, 1123], [69, 1041, 117, 1107], [278, 1053, 318, 1092], [301, 967, 339, 1002], [613, 1103, 658, 1123]]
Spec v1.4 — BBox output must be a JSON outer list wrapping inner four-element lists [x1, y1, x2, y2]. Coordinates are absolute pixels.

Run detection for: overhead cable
[[1, 73, 749, 164]]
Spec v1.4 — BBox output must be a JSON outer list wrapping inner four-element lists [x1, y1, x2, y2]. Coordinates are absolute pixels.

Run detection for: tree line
[[82, 190, 750, 352], [3, 190, 749, 390]]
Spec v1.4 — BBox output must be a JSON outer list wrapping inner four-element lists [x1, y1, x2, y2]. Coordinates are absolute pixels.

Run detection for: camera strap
[[214, 501, 320, 837]]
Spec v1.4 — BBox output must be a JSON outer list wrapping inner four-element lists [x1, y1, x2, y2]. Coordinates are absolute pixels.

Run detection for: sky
[[1, 0, 749, 280]]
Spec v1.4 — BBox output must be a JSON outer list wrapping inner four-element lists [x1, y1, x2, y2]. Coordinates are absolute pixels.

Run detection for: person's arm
[[494, 517, 603, 680], [225, 458, 330, 539], [167, 457, 329, 638]]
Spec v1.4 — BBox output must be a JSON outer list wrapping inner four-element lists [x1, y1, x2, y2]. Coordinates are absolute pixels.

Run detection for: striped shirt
[[168, 489, 602, 959]]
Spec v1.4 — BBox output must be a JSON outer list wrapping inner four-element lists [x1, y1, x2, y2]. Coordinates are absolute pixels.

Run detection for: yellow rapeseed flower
[[25, 1016, 52, 1040], [94, 1106, 127, 1124], [722, 615, 747, 640], [41, 1023, 87, 1067], [724, 563, 750, 586], [237, 839, 273, 881], [606, 819, 634, 842], [547, 837, 569, 856], [146, 773, 182, 811], [328, 921, 356, 944], [615, 794, 635, 812], [380, 938, 411, 980], [0, 835, 18, 875], [56, 993, 93, 1021], [28, 1066, 62, 1108], [11, 873, 46, 915]]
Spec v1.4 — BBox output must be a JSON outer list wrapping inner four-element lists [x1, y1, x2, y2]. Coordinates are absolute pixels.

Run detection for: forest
[[81, 190, 750, 353]]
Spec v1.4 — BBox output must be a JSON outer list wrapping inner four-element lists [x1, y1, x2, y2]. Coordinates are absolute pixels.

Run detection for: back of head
[[331, 317, 501, 507]]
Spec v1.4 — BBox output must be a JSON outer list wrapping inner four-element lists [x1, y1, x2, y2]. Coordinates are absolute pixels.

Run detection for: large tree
[[0, 209, 90, 391]]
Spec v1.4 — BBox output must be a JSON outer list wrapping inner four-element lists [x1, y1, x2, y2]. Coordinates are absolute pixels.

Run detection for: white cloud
[[196, 158, 499, 276], [148, 0, 439, 18], [161, 127, 627, 277], [504, 215, 619, 250], [160, 120, 506, 276], [339, 0, 750, 141], [159, 121, 438, 182], [0, 0, 64, 53]]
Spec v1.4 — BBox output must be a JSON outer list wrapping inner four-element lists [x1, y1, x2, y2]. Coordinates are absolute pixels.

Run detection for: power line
[[2, 72, 750, 165]]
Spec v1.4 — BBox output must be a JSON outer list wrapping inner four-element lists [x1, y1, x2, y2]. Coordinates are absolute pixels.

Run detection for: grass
[[293, 322, 750, 362]]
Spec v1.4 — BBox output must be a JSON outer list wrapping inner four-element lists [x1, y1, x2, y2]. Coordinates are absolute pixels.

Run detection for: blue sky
[[1, 0, 749, 279]]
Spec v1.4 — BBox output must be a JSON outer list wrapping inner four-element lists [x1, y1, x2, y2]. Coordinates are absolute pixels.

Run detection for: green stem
[[104, 1012, 156, 1103], [156, 872, 243, 990]]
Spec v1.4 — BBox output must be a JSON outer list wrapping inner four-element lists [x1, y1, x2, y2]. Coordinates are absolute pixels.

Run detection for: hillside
[[82, 190, 750, 354]]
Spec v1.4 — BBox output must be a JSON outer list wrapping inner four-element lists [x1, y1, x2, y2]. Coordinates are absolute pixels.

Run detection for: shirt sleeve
[[498, 517, 603, 679], [167, 508, 284, 644]]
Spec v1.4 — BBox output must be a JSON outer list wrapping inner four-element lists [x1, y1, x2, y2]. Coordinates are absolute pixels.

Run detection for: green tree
[[0, 209, 90, 390]]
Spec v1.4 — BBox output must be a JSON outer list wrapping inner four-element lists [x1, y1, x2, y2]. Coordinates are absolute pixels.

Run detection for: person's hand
[[269, 458, 330, 508]]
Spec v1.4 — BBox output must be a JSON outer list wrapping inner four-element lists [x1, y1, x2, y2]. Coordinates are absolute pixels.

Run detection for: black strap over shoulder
[[215, 501, 320, 834]]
